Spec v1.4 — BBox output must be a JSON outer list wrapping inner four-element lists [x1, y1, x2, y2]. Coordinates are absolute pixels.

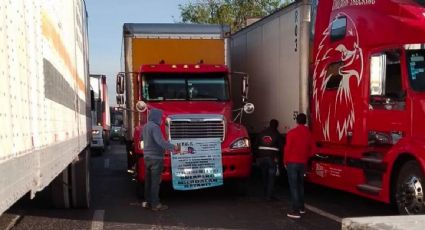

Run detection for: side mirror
[[242, 75, 249, 103], [136, 100, 147, 113], [243, 103, 255, 114], [370, 54, 387, 96], [116, 73, 125, 94], [116, 94, 124, 105]]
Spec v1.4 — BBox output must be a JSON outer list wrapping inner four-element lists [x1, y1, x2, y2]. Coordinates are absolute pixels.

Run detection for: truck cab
[[131, 64, 252, 182], [309, 0, 425, 214]]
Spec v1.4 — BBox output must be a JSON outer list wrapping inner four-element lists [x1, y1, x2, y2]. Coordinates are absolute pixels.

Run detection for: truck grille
[[168, 115, 225, 141]]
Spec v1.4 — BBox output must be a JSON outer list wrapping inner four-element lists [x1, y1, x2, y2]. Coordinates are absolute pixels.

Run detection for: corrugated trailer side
[[0, 0, 91, 215], [230, 1, 311, 134]]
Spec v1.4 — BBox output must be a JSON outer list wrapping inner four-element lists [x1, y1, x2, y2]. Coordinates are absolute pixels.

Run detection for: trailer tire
[[71, 148, 91, 208], [51, 167, 71, 208], [395, 160, 425, 214]]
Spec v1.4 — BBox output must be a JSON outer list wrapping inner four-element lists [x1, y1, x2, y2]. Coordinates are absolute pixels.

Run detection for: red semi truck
[[231, 0, 425, 214], [116, 24, 254, 191]]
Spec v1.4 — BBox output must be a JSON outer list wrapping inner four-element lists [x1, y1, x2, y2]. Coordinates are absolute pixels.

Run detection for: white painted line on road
[[305, 203, 342, 223], [91, 209, 105, 230], [104, 159, 110, 168]]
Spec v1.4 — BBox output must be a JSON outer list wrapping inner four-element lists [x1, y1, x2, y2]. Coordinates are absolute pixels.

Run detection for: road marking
[[91, 210, 105, 230], [305, 203, 342, 223], [104, 159, 109, 168], [5, 215, 21, 230]]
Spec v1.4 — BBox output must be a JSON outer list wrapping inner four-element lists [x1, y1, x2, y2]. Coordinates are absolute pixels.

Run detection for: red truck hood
[[147, 101, 233, 119]]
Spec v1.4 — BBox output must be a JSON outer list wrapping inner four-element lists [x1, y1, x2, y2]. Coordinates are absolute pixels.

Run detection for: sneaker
[[142, 201, 151, 209], [299, 209, 306, 214], [287, 210, 301, 219], [151, 203, 169, 211]]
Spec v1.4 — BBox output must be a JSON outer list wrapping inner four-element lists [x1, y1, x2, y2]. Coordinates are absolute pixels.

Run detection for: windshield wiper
[[147, 97, 164, 101], [164, 98, 186, 101], [190, 97, 222, 101]]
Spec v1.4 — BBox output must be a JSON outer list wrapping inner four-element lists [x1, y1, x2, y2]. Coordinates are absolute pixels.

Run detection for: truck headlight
[[230, 138, 250, 149], [92, 130, 100, 135]]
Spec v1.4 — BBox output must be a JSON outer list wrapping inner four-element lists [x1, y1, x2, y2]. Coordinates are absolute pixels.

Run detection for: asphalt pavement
[[0, 141, 398, 230]]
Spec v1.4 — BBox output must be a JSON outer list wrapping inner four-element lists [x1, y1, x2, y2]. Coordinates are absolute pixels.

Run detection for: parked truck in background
[[0, 0, 91, 215], [116, 23, 254, 191], [90, 74, 111, 153], [231, 0, 425, 214], [110, 106, 124, 142]]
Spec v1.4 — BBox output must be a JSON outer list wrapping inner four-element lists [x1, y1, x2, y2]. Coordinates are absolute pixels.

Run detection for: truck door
[[367, 50, 407, 146], [360, 49, 408, 194]]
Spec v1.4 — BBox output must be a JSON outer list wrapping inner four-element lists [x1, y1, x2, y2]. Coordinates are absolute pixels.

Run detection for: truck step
[[360, 153, 387, 172], [357, 184, 381, 195]]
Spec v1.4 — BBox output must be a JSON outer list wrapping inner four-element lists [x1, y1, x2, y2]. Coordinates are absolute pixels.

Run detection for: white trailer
[[231, 1, 312, 134], [0, 0, 91, 215]]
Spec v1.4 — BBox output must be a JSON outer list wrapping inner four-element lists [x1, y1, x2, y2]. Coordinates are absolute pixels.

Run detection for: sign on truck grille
[[170, 138, 223, 190]]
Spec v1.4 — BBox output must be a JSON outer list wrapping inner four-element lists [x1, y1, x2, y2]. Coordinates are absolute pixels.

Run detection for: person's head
[[148, 109, 163, 125], [269, 119, 279, 129], [296, 113, 307, 125]]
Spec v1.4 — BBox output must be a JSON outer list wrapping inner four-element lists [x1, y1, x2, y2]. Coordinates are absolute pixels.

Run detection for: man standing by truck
[[283, 113, 313, 219], [142, 109, 176, 211], [256, 119, 282, 201]]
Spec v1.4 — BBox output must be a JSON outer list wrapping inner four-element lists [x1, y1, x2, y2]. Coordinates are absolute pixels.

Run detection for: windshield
[[143, 73, 229, 101], [407, 49, 425, 91], [415, 0, 425, 6]]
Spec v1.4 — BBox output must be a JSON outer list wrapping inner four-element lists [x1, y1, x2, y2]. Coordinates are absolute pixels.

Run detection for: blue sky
[[86, 0, 189, 105]]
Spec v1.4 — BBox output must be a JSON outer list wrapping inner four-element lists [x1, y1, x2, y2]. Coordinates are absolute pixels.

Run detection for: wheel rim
[[397, 176, 424, 214]]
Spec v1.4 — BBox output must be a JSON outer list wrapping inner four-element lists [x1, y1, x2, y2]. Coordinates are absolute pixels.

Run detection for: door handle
[[315, 153, 328, 159]]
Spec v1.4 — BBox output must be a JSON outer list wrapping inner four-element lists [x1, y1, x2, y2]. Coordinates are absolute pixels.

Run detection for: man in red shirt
[[283, 113, 313, 219]]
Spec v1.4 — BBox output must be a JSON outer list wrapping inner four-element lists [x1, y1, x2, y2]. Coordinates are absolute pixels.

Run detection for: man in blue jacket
[[142, 109, 175, 211]]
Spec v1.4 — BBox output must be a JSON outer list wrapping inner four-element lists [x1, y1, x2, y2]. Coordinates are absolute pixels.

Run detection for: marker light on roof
[[184, 65, 188, 68], [172, 65, 177, 68], [195, 65, 200, 69]]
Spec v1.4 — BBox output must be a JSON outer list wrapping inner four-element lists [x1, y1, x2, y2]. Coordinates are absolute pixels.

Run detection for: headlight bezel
[[230, 137, 250, 149]]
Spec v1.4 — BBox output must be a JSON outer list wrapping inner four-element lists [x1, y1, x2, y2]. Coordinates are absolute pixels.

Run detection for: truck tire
[[71, 148, 91, 208], [51, 167, 71, 208], [395, 160, 425, 214]]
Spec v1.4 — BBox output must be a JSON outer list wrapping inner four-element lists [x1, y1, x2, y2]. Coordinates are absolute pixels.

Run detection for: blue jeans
[[256, 157, 276, 199], [286, 163, 305, 211], [144, 158, 163, 207]]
